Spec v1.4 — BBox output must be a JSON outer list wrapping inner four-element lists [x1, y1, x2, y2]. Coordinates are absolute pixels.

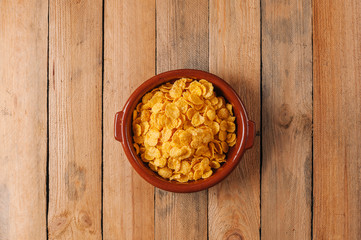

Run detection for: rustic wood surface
[[0, 0, 48, 239], [48, 0, 103, 239], [313, 0, 361, 239], [208, 1, 261, 239], [155, 1, 208, 240], [261, 0, 313, 239], [103, 1, 155, 239], [1, 0, 360, 240]]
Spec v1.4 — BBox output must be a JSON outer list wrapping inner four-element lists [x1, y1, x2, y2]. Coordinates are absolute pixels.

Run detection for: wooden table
[[1, 0, 360, 239]]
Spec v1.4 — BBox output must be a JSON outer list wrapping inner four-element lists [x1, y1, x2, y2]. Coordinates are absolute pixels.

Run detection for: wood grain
[[155, 0, 208, 239], [0, 1, 48, 239], [208, 1, 261, 239], [261, 0, 313, 239], [313, 1, 361, 239], [48, 0, 103, 239], [103, 0, 155, 239]]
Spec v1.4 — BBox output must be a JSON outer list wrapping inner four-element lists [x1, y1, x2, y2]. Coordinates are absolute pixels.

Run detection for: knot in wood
[[225, 229, 244, 240], [278, 103, 293, 129], [76, 210, 93, 230], [48, 212, 70, 238]]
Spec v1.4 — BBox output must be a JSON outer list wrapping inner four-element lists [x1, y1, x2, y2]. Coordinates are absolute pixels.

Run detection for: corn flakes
[[132, 78, 237, 182]]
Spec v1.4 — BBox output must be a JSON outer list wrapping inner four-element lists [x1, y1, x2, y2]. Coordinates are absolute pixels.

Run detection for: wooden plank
[[261, 0, 312, 239], [208, 1, 260, 239], [313, 1, 361, 239], [155, 1, 208, 239], [0, 1, 48, 239], [48, 0, 102, 239], [103, 0, 155, 239]]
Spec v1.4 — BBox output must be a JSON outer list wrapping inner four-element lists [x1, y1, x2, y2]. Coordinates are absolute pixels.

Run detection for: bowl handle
[[114, 111, 124, 142], [245, 120, 255, 149]]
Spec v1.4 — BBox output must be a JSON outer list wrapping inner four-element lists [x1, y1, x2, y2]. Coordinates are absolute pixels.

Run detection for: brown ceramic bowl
[[114, 69, 255, 193]]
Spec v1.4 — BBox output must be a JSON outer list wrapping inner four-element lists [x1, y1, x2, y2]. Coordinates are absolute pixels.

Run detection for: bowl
[[114, 69, 255, 193]]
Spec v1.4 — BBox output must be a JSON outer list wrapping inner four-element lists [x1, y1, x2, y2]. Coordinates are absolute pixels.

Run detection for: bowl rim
[[115, 69, 254, 193]]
